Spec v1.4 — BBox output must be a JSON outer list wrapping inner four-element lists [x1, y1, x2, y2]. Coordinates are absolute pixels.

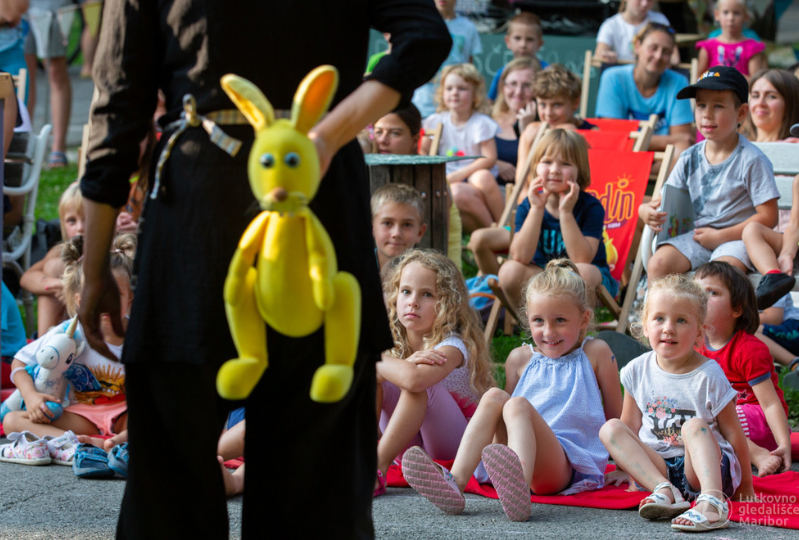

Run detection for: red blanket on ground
[[387, 461, 799, 529]]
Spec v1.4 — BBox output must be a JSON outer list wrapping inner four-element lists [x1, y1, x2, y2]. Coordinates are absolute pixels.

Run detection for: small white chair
[[3, 123, 53, 334]]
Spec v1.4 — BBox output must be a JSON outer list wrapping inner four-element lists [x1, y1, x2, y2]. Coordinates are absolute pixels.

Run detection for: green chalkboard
[[368, 30, 601, 116]]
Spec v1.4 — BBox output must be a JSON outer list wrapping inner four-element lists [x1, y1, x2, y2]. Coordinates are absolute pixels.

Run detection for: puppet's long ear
[[221, 74, 274, 132], [291, 66, 338, 134]]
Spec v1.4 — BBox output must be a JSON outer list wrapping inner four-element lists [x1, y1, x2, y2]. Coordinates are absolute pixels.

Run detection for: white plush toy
[[0, 317, 85, 422]]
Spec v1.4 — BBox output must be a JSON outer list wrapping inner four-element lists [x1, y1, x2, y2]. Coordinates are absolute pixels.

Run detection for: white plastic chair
[[3, 123, 53, 334]]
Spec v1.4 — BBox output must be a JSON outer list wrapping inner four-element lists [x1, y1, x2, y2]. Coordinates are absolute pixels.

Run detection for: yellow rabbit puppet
[[217, 66, 360, 403]]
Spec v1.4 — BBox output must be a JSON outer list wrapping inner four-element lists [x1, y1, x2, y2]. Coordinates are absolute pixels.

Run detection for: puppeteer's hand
[[78, 266, 125, 361]]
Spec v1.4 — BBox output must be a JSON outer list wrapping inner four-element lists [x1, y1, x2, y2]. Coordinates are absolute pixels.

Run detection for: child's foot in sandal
[[638, 481, 690, 520], [671, 493, 730, 532], [48, 151, 67, 168], [481, 443, 531, 522], [401, 446, 465, 515]]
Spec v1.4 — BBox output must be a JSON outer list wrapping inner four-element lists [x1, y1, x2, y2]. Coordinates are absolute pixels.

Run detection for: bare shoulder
[[584, 338, 615, 368]]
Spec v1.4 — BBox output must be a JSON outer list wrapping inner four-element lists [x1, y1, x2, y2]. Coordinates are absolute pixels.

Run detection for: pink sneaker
[[44, 430, 80, 465], [481, 444, 531, 522], [0, 431, 51, 465]]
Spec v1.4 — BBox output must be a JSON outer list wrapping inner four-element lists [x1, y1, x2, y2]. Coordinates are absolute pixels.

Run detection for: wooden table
[[365, 154, 466, 255]]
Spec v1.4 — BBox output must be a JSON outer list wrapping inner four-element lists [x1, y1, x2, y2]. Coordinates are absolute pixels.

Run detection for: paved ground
[[1, 458, 799, 539]]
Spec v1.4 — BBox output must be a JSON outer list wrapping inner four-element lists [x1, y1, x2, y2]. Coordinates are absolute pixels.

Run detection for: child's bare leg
[[746, 438, 782, 477], [503, 397, 571, 494], [377, 389, 427, 481], [467, 227, 510, 276], [218, 456, 245, 497], [468, 170, 504, 224], [450, 388, 510, 491], [3, 410, 99, 439], [647, 245, 692, 280], [36, 294, 66, 336], [575, 263, 602, 291], [714, 255, 749, 275], [451, 182, 493, 233], [497, 260, 541, 314], [675, 418, 725, 527], [742, 222, 784, 275], [755, 327, 797, 367], [218, 420, 245, 460], [599, 419, 672, 497]]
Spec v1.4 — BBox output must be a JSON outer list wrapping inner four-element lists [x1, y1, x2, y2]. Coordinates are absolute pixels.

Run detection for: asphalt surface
[[1, 457, 799, 539]]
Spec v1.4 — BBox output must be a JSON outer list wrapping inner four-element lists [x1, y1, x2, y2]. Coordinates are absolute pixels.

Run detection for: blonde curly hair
[[383, 249, 494, 396]]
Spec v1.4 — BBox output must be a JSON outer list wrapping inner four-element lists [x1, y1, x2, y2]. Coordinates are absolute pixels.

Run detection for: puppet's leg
[[217, 261, 268, 400], [310, 271, 360, 403]]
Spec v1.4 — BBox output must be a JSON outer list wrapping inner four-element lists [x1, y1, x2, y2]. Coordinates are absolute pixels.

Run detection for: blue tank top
[[511, 339, 608, 494]]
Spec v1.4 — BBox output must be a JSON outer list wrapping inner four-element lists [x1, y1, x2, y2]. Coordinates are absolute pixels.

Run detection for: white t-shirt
[[621, 351, 742, 491], [16, 320, 125, 406], [596, 12, 671, 62], [664, 134, 779, 229], [423, 111, 499, 176]]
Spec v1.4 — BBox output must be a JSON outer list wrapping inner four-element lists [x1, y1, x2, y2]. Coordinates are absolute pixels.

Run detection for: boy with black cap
[[640, 65, 780, 280]]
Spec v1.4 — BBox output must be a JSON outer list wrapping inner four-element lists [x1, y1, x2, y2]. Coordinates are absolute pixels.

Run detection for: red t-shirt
[[698, 330, 789, 416]]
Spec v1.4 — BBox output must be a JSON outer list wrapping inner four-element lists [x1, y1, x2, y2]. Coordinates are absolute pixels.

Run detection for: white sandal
[[638, 481, 691, 520], [671, 493, 730, 532]]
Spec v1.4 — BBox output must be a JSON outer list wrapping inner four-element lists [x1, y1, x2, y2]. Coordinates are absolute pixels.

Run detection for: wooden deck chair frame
[[481, 123, 551, 346], [579, 49, 699, 120], [639, 142, 799, 296], [607, 143, 676, 334]]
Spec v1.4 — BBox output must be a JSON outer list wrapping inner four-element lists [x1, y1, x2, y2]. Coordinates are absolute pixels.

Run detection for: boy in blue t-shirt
[[411, 0, 482, 117], [487, 12, 548, 101]]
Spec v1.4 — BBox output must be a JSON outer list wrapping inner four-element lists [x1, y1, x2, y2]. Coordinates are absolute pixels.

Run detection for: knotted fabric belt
[[151, 93, 293, 199]]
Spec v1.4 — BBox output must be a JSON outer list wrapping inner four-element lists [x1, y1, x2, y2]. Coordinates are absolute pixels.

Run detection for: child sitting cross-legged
[[0, 234, 135, 468], [695, 261, 792, 477], [403, 260, 621, 522], [640, 66, 780, 280], [600, 274, 753, 532]]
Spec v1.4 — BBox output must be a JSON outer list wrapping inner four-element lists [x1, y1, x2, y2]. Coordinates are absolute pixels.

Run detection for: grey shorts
[[658, 231, 753, 271], [24, 0, 73, 59]]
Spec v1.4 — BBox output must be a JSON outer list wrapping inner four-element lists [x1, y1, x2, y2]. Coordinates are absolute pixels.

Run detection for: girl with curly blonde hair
[[374, 249, 494, 496]]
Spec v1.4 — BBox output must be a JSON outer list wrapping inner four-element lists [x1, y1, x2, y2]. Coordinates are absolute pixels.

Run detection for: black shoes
[[756, 273, 796, 310]]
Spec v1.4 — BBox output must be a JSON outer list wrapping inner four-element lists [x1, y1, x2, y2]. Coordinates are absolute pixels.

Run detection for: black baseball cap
[[792, 123, 799, 137], [676, 66, 749, 104]]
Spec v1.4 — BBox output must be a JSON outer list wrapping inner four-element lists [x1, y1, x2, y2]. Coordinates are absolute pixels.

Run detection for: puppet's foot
[[217, 357, 266, 400], [310, 365, 353, 403]]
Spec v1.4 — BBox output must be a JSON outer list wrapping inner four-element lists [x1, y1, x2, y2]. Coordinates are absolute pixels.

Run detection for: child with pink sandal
[[402, 259, 622, 521]]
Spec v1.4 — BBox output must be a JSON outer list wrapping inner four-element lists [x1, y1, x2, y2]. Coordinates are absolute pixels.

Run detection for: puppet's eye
[[285, 153, 300, 168], [260, 153, 275, 168]]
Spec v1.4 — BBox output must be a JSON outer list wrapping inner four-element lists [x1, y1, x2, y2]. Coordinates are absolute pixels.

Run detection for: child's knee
[[599, 417, 626, 444], [680, 417, 710, 438], [648, 249, 687, 279], [741, 221, 766, 242], [482, 387, 511, 409], [498, 260, 526, 298], [503, 395, 534, 419], [575, 263, 601, 288]]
